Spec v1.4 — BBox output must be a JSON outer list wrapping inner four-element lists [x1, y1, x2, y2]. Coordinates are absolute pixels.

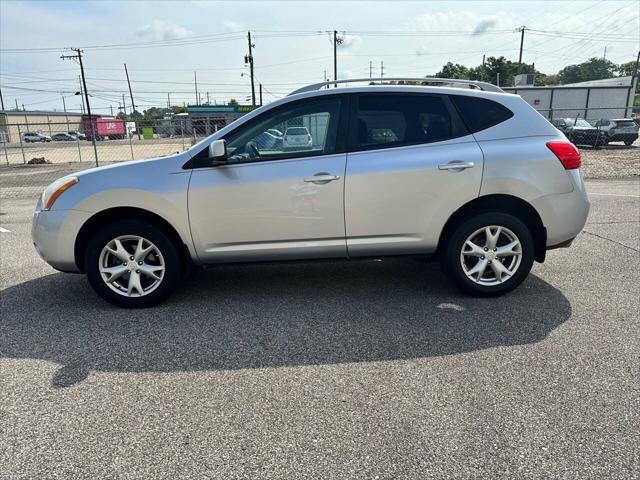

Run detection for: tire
[[624, 140, 634, 146], [441, 212, 535, 297], [84, 220, 181, 308]]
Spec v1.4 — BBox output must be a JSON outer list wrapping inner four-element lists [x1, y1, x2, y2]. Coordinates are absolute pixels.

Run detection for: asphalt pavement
[[1, 178, 638, 479]]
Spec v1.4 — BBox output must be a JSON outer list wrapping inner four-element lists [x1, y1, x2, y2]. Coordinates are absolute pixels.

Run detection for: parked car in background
[[255, 128, 283, 150], [283, 126, 312, 150], [592, 118, 639, 146], [68, 131, 86, 140], [551, 118, 606, 147], [32, 78, 590, 307], [51, 133, 76, 142], [23, 132, 51, 143]]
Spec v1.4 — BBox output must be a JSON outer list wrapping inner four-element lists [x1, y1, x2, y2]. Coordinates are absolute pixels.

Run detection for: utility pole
[[603, 46, 607, 60], [246, 31, 256, 106], [0, 86, 4, 110], [482, 54, 486, 81], [122, 94, 127, 116], [62, 95, 67, 113], [15, 99, 19, 111], [206, 91, 210, 105], [124, 64, 140, 139], [369, 61, 372, 79], [381, 60, 384, 79], [78, 76, 85, 113], [259, 84, 262, 106], [61, 49, 99, 167], [194, 71, 199, 105], [333, 30, 339, 87], [517, 26, 526, 66], [167, 92, 170, 108], [110, 105, 114, 116]]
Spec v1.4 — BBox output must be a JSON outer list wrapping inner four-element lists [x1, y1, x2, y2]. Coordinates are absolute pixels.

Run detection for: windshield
[[566, 119, 592, 127], [286, 127, 308, 135]]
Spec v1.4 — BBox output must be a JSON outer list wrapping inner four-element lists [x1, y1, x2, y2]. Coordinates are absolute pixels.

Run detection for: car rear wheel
[[624, 140, 634, 146], [85, 220, 181, 308], [441, 212, 534, 296]]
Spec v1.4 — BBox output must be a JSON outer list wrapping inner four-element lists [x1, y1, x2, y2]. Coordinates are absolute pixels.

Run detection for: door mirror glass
[[208, 139, 227, 163]]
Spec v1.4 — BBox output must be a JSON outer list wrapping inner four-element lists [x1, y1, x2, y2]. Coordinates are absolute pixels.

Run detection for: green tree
[[618, 60, 638, 77], [435, 62, 472, 80], [228, 98, 239, 106], [556, 57, 618, 84]]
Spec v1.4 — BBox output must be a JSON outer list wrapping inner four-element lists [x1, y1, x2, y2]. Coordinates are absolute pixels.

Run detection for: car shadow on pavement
[[1, 258, 571, 388]]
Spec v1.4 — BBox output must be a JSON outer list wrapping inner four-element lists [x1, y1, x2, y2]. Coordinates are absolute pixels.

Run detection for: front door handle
[[438, 161, 475, 171], [304, 173, 341, 184]]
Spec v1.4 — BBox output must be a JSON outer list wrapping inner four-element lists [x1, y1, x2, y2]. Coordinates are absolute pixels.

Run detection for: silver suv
[[32, 78, 590, 308]]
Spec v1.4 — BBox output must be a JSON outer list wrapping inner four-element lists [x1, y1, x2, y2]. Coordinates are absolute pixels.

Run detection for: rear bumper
[[32, 206, 90, 273], [531, 170, 590, 248]]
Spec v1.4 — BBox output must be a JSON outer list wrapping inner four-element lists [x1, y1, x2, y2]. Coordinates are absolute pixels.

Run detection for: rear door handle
[[438, 162, 475, 171], [304, 173, 341, 184]]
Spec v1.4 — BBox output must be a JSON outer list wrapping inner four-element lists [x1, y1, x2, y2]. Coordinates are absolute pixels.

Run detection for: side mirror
[[208, 139, 227, 165]]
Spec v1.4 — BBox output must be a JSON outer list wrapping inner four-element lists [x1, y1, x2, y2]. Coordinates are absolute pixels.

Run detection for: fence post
[[128, 126, 135, 161], [17, 124, 26, 164], [181, 124, 185, 151], [76, 134, 83, 163], [2, 138, 9, 165]]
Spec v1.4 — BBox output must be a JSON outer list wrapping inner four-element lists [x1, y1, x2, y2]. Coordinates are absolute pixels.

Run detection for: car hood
[[570, 126, 598, 132], [73, 151, 188, 180]]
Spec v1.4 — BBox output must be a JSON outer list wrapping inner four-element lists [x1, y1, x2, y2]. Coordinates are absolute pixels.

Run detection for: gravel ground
[[0, 178, 638, 479], [580, 143, 640, 178]]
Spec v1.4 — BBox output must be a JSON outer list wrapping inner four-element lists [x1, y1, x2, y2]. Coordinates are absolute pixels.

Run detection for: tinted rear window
[[450, 95, 513, 133], [355, 94, 458, 149]]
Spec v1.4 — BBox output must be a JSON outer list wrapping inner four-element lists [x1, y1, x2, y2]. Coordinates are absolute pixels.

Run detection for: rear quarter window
[[450, 95, 514, 133]]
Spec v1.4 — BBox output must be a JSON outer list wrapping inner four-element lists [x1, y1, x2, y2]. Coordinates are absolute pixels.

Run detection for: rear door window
[[450, 95, 514, 133], [353, 94, 464, 151]]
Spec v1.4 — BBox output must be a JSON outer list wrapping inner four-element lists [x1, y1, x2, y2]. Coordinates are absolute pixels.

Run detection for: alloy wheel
[[460, 225, 522, 286], [98, 235, 165, 297]]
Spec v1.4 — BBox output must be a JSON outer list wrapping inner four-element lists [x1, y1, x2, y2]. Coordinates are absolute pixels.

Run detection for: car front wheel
[[442, 212, 534, 296], [85, 221, 181, 308]]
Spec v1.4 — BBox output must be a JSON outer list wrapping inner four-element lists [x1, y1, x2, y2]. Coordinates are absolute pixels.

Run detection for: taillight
[[546, 141, 581, 170]]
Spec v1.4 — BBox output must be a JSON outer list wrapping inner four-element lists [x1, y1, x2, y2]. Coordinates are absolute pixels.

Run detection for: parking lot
[[0, 172, 637, 478]]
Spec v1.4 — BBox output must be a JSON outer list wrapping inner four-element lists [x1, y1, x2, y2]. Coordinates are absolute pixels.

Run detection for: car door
[[344, 92, 484, 256], [188, 95, 348, 263]]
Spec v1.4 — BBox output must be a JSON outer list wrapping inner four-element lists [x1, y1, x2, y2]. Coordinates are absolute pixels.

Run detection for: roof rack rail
[[289, 77, 504, 96]]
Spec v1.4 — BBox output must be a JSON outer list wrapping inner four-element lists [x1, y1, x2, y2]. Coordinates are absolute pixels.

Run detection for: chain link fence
[[1, 111, 638, 203]]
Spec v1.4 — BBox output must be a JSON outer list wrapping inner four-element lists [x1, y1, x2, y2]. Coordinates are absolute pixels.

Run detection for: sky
[[1, 0, 638, 114]]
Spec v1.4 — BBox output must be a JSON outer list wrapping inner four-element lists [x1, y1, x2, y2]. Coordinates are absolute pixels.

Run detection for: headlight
[[41, 176, 78, 210]]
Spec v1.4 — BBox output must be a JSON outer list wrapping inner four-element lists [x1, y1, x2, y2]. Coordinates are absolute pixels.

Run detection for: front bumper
[[32, 206, 91, 273]]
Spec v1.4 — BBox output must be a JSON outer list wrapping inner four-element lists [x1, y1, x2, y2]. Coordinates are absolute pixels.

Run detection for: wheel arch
[[436, 194, 547, 263], [74, 206, 192, 273]]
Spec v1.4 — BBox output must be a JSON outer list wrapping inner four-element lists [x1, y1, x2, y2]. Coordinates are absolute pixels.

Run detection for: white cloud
[[337, 34, 362, 50], [135, 20, 192, 41], [222, 20, 243, 32], [472, 18, 498, 36], [413, 11, 513, 33]]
